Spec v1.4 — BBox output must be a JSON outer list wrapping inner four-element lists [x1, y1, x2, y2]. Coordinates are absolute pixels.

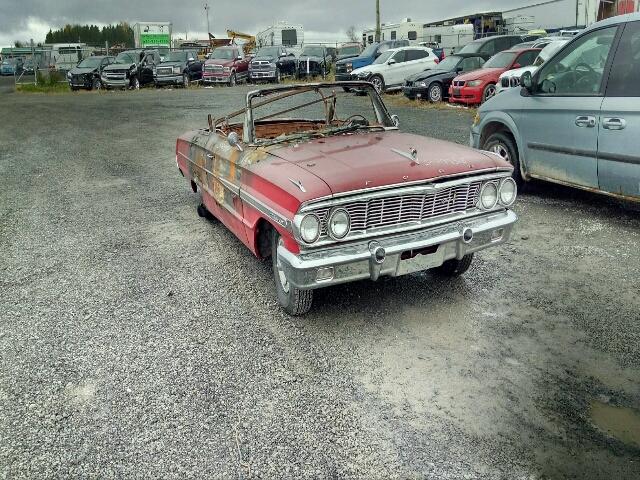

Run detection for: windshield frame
[[77, 57, 102, 68], [301, 46, 326, 57], [223, 82, 397, 144], [256, 46, 281, 58], [210, 48, 237, 60], [373, 50, 394, 65], [162, 51, 188, 63], [435, 55, 463, 70], [338, 45, 360, 56], [114, 52, 136, 65]]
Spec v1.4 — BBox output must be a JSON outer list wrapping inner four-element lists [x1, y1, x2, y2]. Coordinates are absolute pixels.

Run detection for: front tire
[[91, 78, 102, 91], [483, 131, 524, 187], [228, 72, 236, 86], [435, 254, 474, 277], [272, 232, 313, 316], [482, 83, 496, 104], [369, 74, 385, 93], [273, 68, 281, 84], [130, 76, 140, 90], [183, 73, 190, 88], [427, 82, 443, 102]]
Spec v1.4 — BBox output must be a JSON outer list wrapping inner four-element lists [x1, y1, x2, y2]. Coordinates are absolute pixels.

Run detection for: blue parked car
[[1, 60, 16, 76], [471, 12, 640, 202], [335, 40, 409, 83]]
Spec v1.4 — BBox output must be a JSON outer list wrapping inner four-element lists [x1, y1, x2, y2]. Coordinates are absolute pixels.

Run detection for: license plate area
[[453, 88, 461, 96], [396, 245, 444, 276]]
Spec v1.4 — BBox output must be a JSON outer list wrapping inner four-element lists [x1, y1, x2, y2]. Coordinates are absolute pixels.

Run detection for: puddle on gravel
[[590, 400, 640, 448]]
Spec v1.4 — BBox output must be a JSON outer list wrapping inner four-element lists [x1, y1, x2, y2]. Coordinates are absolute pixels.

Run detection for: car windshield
[[373, 51, 394, 64], [163, 51, 188, 62], [436, 55, 462, 70], [302, 46, 325, 57], [256, 47, 280, 57], [360, 43, 378, 57], [77, 57, 102, 68], [211, 48, 236, 60], [114, 52, 136, 64], [217, 85, 392, 145], [458, 41, 482, 54], [483, 52, 517, 68], [339, 46, 360, 55]]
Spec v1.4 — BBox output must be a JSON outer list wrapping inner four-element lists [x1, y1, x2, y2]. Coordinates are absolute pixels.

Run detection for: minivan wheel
[[428, 83, 443, 102], [482, 83, 496, 103], [370, 74, 385, 93], [483, 131, 524, 187], [272, 232, 313, 316]]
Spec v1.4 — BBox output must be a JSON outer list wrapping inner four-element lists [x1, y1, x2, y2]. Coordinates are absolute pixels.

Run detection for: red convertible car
[[176, 82, 518, 315], [449, 48, 541, 105]]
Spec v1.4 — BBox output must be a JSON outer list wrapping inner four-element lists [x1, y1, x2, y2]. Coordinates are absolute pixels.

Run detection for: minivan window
[[536, 26, 617, 95], [606, 21, 640, 97]]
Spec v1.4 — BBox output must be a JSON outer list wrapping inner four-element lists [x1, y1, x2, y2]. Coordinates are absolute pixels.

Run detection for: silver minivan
[[471, 13, 640, 202]]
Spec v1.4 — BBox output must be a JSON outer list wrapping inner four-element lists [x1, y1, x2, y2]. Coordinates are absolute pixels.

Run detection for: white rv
[[45, 43, 91, 72], [362, 19, 423, 44], [256, 23, 304, 48], [421, 24, 475, 55]]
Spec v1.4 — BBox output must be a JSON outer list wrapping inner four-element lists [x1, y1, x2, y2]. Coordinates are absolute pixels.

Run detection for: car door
[[517, 25, 620, 188], [385, 50, 408, 86], [598, 20, 640, 199], [403, 49, 433, 79]]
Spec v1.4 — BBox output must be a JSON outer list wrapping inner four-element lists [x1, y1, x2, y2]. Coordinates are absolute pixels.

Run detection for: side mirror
[[512, 63, 521, 69], [388, 58, 397, 65], [391, 114, 400, 127], [521, 70, 533, 91], [227, 131, 243, 151]]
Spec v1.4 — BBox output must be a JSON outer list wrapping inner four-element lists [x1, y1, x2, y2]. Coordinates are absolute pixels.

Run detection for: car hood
[[405, 68, 451, 82], [455, 67, 505, 82], [252, 55, 277, 63], [103, 63, 134, 71], [69, 67, 97, 75], [337, 55, 372, 69], [157, 61, 184, 68], [206, 59, 234, 67], [499, 65, 537, 80], [268, 130, 507, 195]]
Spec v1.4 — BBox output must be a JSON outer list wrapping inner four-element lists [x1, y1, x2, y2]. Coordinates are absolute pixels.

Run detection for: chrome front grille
[[205, 64, 223, 73], [311, 181, 482, 236], [251, 61, 272, 71], [157, 67, 174, 76]]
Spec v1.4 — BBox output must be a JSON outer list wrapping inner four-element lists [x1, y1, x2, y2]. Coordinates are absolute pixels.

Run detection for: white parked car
[[351, 47, 439, 93], [496, 39, 571, 94]]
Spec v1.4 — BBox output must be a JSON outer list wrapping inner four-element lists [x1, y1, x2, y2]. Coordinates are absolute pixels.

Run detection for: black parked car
[[67, 56, 114, 90], [101, 49, 160, 90], [154, 49, 202, 87], [297, 45, 331, 78], [457, 35, 524, 60], [249, 46, 297, 83], [403, 54, 486, 102]]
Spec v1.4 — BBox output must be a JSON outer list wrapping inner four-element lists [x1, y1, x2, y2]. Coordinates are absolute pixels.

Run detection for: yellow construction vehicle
[[226, 29, 256, 56]]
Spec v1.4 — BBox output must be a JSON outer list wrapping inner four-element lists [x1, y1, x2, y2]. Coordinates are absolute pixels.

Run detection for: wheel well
[[480, 121, 516, 152], [255, 218, 274, 259]]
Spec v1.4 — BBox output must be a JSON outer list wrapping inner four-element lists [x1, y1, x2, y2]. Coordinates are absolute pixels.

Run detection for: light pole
[[375, 0, 381, 42], [204, 3, 211, 36]]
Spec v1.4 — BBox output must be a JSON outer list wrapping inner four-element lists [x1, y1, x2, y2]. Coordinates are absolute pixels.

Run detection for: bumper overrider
[[278, 209, 517, 290]]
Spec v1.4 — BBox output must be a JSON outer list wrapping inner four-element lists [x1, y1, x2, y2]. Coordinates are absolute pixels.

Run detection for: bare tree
[[346, 26, 359, 43]]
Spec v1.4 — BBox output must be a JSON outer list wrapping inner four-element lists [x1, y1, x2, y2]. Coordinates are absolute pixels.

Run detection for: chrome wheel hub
[[490, 143, 511, 163], [276, 237, 290, 294], [430, 85, 442, 101]]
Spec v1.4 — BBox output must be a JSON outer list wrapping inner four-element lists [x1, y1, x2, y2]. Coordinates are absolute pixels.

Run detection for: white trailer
[[256, 23, 304, 48], [502, 0, 599, 33], [421, 24, 475, 55], [362, 19, 423, 44], [132, 22, 172, 48], [44, 43, 91, 71]]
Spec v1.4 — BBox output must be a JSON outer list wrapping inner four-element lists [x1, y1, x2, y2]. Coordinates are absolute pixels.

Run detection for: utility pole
[[204, 3, 211, 37], [375, 0, 381, 42]]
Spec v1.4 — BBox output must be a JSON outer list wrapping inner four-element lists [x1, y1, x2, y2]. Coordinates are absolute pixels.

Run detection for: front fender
[[477, 110, 528, 179]]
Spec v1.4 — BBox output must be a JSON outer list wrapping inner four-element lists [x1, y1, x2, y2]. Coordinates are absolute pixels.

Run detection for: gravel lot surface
[[1, 78, 639, 479]]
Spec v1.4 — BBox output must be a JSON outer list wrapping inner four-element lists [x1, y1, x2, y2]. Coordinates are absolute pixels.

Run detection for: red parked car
[[202, 46, 249, 86], [449, 48, 540, 105], [176, 82, 518, 315]]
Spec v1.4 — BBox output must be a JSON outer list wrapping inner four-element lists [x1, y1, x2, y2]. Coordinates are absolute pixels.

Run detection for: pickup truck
[[101, 49, 160, 90], [202, 46, 249, 86], [154, 49, 202, 87], [335, 40, 409, 82]]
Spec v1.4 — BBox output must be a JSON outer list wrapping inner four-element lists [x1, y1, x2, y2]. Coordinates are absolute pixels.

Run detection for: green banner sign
[[140, 33, 170, 46]]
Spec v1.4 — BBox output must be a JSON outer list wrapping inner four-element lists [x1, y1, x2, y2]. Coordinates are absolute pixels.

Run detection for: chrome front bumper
[[155, 74, 183, 85], [277, 210, 517, 290]]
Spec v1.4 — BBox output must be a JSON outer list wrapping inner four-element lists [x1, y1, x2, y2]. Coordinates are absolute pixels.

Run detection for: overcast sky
[[0, 0, 524, 46]]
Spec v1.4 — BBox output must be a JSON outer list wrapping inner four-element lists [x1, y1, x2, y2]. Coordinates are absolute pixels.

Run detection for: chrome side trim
[[240, 190, 293, 232]]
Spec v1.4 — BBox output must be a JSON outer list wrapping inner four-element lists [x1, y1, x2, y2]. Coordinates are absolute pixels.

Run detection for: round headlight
[[328, 208, 350, 240], [499, 178, 517, 206], [299, 214, 321, 244], [479, 182, 498, 210]]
